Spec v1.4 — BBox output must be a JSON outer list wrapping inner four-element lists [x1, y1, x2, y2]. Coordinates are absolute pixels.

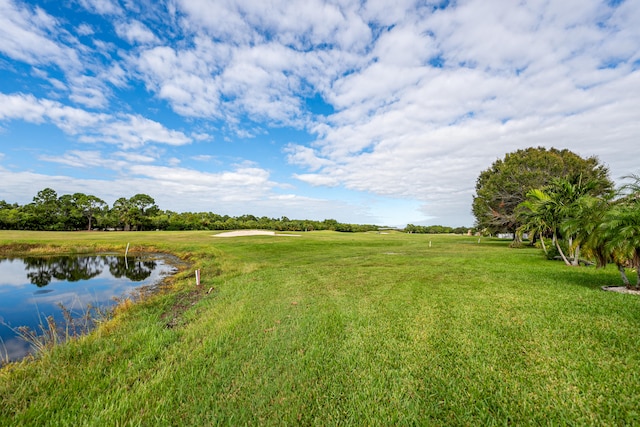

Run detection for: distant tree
[[112, 197, 133, 231], [58, 194, 84, 230], [152, 210, 173, 230], [451, 227, 469, 234], [33, 188, 58, 207], [404, 224, 417, 233], [31, 188, 60, 230], [322, 219, 338, 231], [109, 194, 158, 231], [74, 193, 107, 230], [129, 194, 158, 231], [0, 201, 21, 230]]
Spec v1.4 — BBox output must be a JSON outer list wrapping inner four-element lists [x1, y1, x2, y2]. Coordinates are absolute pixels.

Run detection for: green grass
[[1, 230, 640, 425]]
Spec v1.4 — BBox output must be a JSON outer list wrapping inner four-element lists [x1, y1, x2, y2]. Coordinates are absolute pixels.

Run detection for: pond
[[0, 254, 178, 364]]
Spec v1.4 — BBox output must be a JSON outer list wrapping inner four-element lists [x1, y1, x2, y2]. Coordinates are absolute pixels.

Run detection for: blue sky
[[0, 0, 639, 227]]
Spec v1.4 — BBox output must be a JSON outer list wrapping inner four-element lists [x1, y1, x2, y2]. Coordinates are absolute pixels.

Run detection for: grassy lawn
[[1, 230, 639, 425]]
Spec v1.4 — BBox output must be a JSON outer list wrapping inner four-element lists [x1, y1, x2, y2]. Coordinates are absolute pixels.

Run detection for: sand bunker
[[214, 230, 301, 237]]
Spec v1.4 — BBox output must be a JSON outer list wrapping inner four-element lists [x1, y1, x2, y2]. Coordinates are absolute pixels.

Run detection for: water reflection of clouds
[[29, 290, 105, 311], [28, 284, 137, 310], [0, 259, 35, 287], [1, 335, 31, 362]]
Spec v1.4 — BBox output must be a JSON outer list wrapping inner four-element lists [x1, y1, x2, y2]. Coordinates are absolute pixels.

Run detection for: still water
[[0, 254, 177, 363]]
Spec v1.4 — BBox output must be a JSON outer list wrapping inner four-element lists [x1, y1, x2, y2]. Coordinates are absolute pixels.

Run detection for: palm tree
[[600, 175, 640, 288], [519, 187, 572, 265], [519, 175, 610, 266], [517, 190, 552, 255], [561, 194, 612, 266], [519, 173, 639, 286]]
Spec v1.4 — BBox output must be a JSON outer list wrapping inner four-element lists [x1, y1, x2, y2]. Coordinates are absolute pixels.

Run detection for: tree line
[[0, 188, 383, 233], [404, 224, 470, 234], [0, 189, 473, 234], [473, 147, 640, 289]]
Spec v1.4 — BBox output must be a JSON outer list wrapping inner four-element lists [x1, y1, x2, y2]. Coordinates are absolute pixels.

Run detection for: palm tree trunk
[[554, 233, 571, 266], [539, 232, 548, 255], [568, 236, 574, 259], [617, 264, 631, 288], [572, 244, 581, 266]]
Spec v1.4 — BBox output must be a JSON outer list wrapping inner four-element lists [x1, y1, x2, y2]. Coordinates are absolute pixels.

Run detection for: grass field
[[1, 230, 639, 426]]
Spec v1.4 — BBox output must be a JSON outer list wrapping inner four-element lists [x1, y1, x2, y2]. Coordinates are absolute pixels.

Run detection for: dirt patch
[[162, 286, 212, 329], [213, 230, 301, 237], [602, 286, 640, 295]]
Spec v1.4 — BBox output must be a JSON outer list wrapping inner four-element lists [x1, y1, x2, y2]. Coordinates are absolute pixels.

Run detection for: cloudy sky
[[0, 0, 638, 227]]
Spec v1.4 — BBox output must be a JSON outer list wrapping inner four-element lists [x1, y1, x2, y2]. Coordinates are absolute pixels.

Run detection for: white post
[[125, 243, 130, 269], [195, 269, 201, 286]]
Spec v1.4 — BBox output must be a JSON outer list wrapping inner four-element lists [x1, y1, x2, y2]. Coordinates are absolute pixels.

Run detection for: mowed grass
[[1, 230, 640, 425]]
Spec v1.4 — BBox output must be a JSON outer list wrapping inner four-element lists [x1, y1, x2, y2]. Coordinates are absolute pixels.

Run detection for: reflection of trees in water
[[24, 256, 103, 287], [24, 260, 53, 287], [108, 257, 155, 281], [127, 259, 156, 281], [23, 256, 156, 287]]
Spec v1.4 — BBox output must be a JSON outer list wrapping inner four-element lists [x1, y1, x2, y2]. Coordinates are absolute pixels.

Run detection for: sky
[[0, 0, 639, 227]]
